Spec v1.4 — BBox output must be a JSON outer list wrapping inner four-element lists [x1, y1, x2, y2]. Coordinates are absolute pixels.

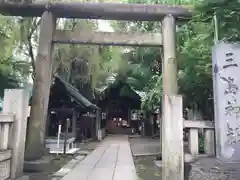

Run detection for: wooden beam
[[0, 2, 192, 21], [53, 30, 163, 46]]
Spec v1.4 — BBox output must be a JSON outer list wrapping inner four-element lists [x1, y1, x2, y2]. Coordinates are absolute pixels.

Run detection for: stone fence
[[0, 113, 14, 180], [184, 120, 215, 156], [0, 89, 29, 180]]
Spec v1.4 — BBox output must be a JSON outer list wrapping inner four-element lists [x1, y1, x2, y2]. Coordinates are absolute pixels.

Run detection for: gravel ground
[[188, 157, 240, 180], [25, 155, 73, 180], [128, 136, 194, 180], [133, 153, 240, 180], [24, 140, 100, 180], [129, 137, 161, 180], [134, 156, 197, 180], [134, 156, 161, 180]]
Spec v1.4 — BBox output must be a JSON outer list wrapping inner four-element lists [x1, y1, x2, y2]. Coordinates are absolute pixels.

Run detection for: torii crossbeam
[[0, 1, 191, 21]]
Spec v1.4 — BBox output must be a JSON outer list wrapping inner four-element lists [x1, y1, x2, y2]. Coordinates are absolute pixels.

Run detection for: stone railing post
[[188, 128, 199, 156], [204, 129, 215, 156], [0, 122, 10, 150], [2, 89, 29, 179]]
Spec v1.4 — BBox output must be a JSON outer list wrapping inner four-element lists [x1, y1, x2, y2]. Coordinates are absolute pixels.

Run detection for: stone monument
[[213, 43, 240, 162]]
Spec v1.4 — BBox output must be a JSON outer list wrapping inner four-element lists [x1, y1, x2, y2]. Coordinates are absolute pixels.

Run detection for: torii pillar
[[161, 14, 184, 180], [25, 11, 56, 161]]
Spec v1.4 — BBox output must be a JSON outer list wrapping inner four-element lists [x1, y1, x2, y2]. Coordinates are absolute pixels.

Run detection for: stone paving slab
[[113, 166, 137, 180], [87, 167, 115, 180], [60, 135, 137, 180]]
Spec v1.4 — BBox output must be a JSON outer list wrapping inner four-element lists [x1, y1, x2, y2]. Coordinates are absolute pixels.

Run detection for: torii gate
[[0, 2, 191, 180]]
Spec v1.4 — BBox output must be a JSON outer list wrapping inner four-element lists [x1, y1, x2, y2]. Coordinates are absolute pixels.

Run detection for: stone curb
[[15, 175, 30, 180], [51, 155, 85, 180]]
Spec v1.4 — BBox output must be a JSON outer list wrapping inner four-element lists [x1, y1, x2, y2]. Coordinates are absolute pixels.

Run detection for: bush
[[199, 134, 204, 153]]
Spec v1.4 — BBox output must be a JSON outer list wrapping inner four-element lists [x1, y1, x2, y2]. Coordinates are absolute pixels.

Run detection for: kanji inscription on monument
[[213, 43, 240, 162], [0, 160, 10, 180]]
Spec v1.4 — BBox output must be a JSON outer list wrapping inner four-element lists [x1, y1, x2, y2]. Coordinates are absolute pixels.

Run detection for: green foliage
[[106, 0, 215, 115], [109, 0, 237, 117], [196, 0, 240, 42], [179, 0, 240, 117], [0, 16, 31, 98], [55, 18, 101, 89], [178, 19, 214, 117], [141, 75, 162, 111], [199, 134, 204, 153]]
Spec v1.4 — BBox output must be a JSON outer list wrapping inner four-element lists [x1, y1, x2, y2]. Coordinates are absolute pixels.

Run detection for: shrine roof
[[54, 75, 99, 110]]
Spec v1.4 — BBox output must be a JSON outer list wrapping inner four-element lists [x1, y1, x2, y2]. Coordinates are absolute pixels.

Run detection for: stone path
[[61, 135, 137, 180]]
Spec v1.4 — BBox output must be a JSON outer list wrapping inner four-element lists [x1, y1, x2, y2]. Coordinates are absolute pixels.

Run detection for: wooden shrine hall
[[98, 79, 141, 134], [46, 75, 101, 142]]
